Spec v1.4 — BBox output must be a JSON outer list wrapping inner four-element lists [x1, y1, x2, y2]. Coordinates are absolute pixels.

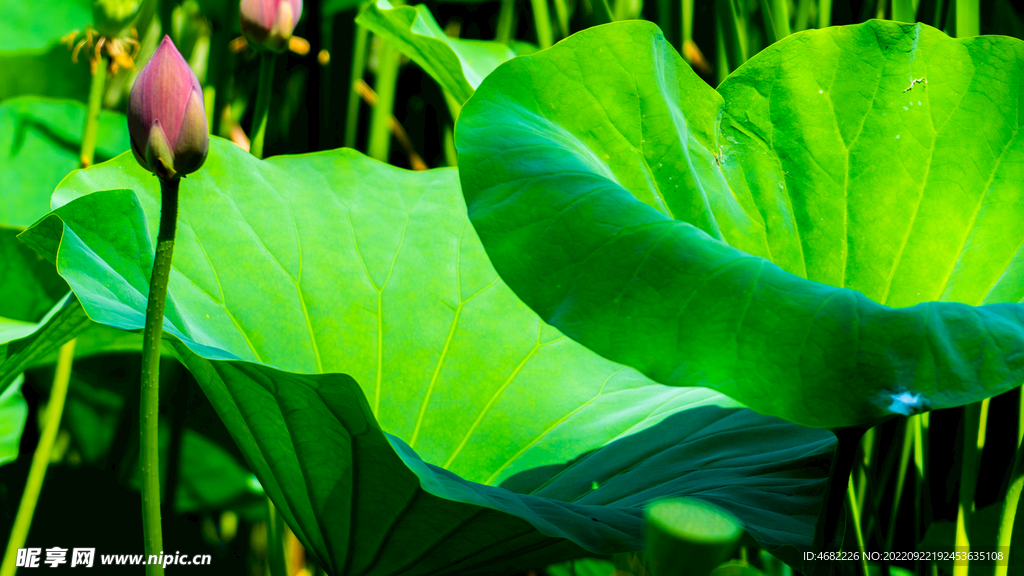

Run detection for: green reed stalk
[[794, 0, 812, 31], [344, 24, 370, 149], [887, 416, 916, 550], [846, 480, 870, 576], [552, 0, 570, 37], [367, 39, 400, 162], [994, 390, 1024, 576], [760, 0, 791, 42], [0, 343, 77, 576], [953, 401, 987, 576], [819, 0, 831, 27], [250, 52, 276, 159], [955, 0, 979, 36], [893, 0, 916, 21], [716, 0, 746, 72], [496, 0, 518, 42], [530, 0, 554, 48], [319, 11, 335, 150]]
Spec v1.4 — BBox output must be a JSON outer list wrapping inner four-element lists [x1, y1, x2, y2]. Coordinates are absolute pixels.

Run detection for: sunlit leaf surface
[[456, 20, 1024, 428], [19, 140, 836, 573]]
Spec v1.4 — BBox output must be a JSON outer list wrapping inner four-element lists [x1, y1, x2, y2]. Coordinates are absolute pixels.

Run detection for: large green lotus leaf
[[0, 0, 91, 52], [0, 227, 68, 321], [455, 20, 1024, 429], [0, 47, 91, 103], [356, 1, 518, 104], [0, 374, 28, 467], [0, 97, 130, 227], [20, 139, 836, 572], [0, 297, 91, 397]]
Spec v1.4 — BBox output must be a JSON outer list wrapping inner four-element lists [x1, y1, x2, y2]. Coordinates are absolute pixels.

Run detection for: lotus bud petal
[[128, 36, 209, 181], [240, 0, 303, 52]]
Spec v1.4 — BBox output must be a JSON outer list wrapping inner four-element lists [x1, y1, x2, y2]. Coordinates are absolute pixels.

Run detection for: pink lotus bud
[[128, 36, 208, 181], [240, 0, 302, 52]]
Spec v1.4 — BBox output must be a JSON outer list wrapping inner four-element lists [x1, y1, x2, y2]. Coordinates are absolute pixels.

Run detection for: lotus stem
[[250, 52, 276, 160], [140, 177, 180, 576], [530, 0, 554, 48], [367, 39, 401, 162], [80, 56, 108, 168], [0, 341, 76, 576], [846, 479, 870, 576], [344, 24, 369, 149], [955, 0, 979, 37]]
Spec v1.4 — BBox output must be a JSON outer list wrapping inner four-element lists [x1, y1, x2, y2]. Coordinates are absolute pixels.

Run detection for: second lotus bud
[[240, 0, 303, 52], [127, 36, 208, 181]]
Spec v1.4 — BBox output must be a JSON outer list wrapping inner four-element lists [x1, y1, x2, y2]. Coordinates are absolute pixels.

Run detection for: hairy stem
[[0, 342, 77, 576], [140, 178, 180, 576], [250, 52, 276, 160]]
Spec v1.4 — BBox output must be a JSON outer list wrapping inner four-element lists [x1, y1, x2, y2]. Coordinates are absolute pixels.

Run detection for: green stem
[[530, 0, 554, 48], [682, 0, 694, 44], [496, 0, 518, 43], [714, 12, 729, 85], [367, 39, 400, 162], [80, 57, 108, 168], [794, 0, 812, 31], [319, 11, 335, 151], [267, 498, 288, 576], [856, 426, 875, 514], [876, 0, 888, 19], [716, 0, 746, 73], [893, 0, 916, 21], [250, 52, 276, 160], [811, 427, 866, 576], [760, 0, 791, 42], [994, 389, 1024, 576], [886, 416, 916, 550], [0, 341, 77, 576], [140, 178, 180, 576], [819, 0, 832, 27], [344, 24, 370, 149], [954, 402, 985, 576], [955, 0, 979, 37], [552, 0, 570, 37], [846, 478, 870, 576]]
